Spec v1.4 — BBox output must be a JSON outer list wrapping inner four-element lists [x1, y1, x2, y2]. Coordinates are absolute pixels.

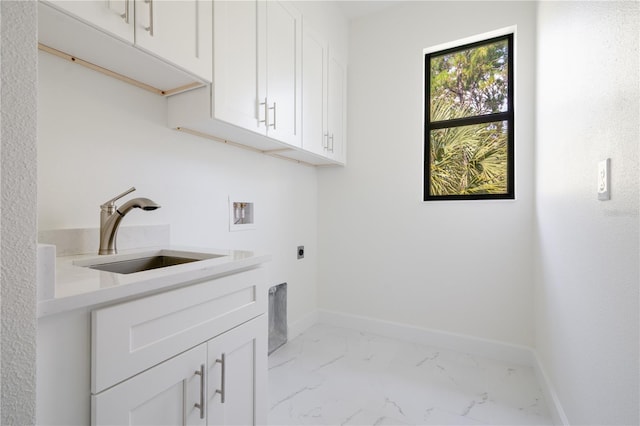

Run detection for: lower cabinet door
[[207, 315, 268, 426], [92, 344, 207, 426]]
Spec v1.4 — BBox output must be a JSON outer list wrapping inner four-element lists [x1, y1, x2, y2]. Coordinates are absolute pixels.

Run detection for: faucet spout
[[98, 188, 161, 255], [118, 197, 161, 215]]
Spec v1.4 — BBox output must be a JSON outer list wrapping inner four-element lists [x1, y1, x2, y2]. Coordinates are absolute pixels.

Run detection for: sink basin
[[74, 250, 225, 275], [88, 255, 201, 274]]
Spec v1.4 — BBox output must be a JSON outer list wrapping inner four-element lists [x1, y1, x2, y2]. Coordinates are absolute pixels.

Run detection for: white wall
[[37, 51, 319, 326], [1, 1, 38, 423], [318, 1, 537, 347], [535, 2, 639, 424]]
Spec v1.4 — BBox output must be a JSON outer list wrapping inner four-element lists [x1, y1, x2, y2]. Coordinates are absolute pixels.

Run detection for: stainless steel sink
[[74, 250, 226, 275], [88, 255, 201, 274]]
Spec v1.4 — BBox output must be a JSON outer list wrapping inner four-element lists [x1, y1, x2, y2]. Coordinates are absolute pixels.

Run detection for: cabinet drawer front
[[92, 267, 266, 394]]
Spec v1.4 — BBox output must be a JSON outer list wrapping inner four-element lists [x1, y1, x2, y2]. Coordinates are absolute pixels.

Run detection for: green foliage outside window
[[425, 35, 514, 200]]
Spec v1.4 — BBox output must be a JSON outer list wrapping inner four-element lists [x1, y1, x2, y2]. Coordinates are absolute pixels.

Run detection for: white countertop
[[38, 246, 271, 318]]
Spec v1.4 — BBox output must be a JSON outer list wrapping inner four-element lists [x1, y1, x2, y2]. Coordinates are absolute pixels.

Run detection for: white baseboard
[[533, 352, 570, 426], [318, 309, 534, 366], [286, 310, 320, 341], [285, 309, 567, 426]]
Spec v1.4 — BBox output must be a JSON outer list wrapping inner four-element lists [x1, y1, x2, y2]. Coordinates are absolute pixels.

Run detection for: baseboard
[[286, 310, 320, 341], [285, 309, 567, 425], [317, 309, 534, 366], [533, 351, 570, 426]]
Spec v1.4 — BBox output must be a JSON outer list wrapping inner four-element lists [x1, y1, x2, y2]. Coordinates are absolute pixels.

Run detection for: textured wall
[[318, 1, 537, 347], [535, 2, 639, 424], [0, 0, 38, 424]]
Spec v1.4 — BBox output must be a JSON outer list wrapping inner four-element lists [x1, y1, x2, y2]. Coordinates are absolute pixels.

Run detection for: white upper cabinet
[[39, 0, 212, 90], [327, 53, 347, 163], [167, 0, 347, 166], [302, 23, 328, 157], [213, 0, 301, 147], [135, 0, 213, 81], [45, 0, 134, 43], [212, 0, 261, 132], [302, 21, 347, 164], [262, 1, 302, 147], [40, 0, 346, 165]]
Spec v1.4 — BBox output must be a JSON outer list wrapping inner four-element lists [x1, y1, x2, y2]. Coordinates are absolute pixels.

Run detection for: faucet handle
[[101, 187, 136, 209]]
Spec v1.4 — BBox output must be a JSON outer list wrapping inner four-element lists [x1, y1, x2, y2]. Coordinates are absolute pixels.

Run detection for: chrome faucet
[[99, 187, 161, 255]]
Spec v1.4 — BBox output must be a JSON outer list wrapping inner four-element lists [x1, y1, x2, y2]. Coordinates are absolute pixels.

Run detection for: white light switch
[[597, 158, 610, 201]]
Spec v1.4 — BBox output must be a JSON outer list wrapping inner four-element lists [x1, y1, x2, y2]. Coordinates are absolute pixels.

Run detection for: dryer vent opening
[[268, 283, 287, 354]]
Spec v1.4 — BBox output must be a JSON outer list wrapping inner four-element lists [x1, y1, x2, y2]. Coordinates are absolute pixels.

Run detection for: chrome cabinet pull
[[194, 364, 205, 419], [144, 0, 154, 35], [328, 134, 334, 153], [215, 354, 226, 403], [268, 103, 276, 129], [120, 0, 130, 23], [259, 98, 269, 127], [323, 133, 329, 150]]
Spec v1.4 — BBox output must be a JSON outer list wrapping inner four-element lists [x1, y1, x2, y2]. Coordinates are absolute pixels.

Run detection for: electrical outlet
[[297, 246, 305, 259]]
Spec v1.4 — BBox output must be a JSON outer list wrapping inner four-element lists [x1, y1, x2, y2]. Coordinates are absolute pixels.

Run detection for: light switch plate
[[597, 158, 610, 201]]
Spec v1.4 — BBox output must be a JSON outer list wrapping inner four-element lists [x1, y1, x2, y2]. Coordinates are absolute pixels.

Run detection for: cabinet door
[[92, 344, 207, 426], [43, 0, 134, 43], [213, 0, 265, 134], [264, 1, 302, 147], [302, 23, 328, 157], [328, 53, 347, 163], [135, 0, 212, 81], [207, 316, 268, 426]]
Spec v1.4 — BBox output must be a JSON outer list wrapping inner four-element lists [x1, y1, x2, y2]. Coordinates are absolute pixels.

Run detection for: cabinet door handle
[[194, 364, 205, 419], [144, 0, 154, 36], [323, 133, 329, 150], [215, 354, 226, 403], [269, 103, 276, 129], [120, 0, 129, 23], [329, 134, 334, 153], [259, 98, 269, 128]]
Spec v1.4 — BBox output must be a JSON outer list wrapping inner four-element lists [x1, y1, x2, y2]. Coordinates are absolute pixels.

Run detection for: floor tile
[[268, 324, 552, 426]]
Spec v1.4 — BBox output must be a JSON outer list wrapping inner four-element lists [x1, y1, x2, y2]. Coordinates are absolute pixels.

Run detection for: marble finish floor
[[268, 324, 553, 426]]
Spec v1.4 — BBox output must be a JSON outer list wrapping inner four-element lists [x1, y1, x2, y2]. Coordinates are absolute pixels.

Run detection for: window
[[424, 34, 514, 201]]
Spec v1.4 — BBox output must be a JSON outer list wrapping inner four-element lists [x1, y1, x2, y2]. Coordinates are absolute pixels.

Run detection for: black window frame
[[424, 33, 515, 201]]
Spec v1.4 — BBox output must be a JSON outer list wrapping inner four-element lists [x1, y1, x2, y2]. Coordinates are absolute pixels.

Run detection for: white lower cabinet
[[207, 316, 267, 426], [92, 344, 207, 426], [92, 315, 267, 426], [87, 267, 267, 426], [36, 264, 270, 425]]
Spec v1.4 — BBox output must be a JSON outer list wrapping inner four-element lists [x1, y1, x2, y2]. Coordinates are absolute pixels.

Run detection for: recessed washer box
[[229, 196, 255, 231]]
